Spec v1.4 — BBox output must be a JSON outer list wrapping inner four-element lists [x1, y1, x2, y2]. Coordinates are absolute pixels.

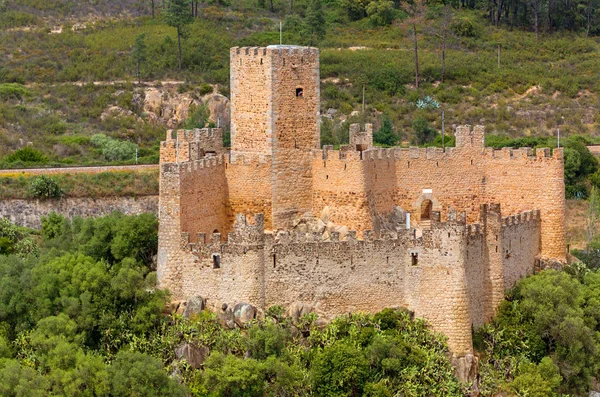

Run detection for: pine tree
[[304, 0, 326, 46], [132, 33, 147, 84], [163, 0, 193, 71]]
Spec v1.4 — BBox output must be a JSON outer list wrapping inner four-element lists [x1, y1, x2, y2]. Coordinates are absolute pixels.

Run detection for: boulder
[[288, 302, 315, 325], [233, 303, 257, 327], [205, 94, 230, 128], [217, 304, 236, 329], [182, 295, 205, 318], [174, 343, 210, 369], [452, 354, 478, 383]]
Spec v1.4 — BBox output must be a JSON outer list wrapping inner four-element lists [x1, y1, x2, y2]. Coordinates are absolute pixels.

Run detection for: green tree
[[366, 0, 395, 26], [311, 340, 370, 396], [374, 117, 399, 146], [504, 357, 562, 397], [304, 0, 327, 46], [412, 117, 437, 145], [163, 0, 193, 71], [131, 33, 147, 84], [108, 351, 186, 396]]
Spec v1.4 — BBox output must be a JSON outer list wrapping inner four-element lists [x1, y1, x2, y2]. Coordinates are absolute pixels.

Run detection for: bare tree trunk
[[270, 0, 274, 12], [496, 0, 503, 25], [413, 23, 419, 89], [547, 0, 552, 31], [290, 0, 293, 12], [137, 60, 141, 84], [587, 0, 592, 37], [177, 26, 182, 71], [151, 0, 155, 18], [535, 0, 539, 40], [441, 24, 446, 83]]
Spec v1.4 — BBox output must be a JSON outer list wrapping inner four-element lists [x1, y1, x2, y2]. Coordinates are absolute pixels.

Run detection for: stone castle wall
[[166, 207, 540, 356], [309, 125, 564, 260], [157, 45, 564, 364]]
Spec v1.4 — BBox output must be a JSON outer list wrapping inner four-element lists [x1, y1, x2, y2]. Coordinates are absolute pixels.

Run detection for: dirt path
[[0, 164, 158, 176]]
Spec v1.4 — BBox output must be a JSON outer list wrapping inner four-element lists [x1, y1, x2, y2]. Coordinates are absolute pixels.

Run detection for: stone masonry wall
[[309, 126, 564, 261], [0, 196, 158, 229], [230, 47, 273, 154], [179, 158, 228, 242], [270, 46, 320, 229], [168, 207, 542, 356]]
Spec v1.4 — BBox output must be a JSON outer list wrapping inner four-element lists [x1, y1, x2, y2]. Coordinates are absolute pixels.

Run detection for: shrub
[[198, 83, 214, 96], [450, 16, 481, 38], [29, 176, 62, 199], [0, 83, 31, 100], [6, 147, 47, 164], [91, 134, 137, 161], [412, 117, 437, 145]]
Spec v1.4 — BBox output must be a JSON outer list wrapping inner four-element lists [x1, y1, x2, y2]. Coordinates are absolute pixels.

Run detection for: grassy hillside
[[1, 0, 600, 167]]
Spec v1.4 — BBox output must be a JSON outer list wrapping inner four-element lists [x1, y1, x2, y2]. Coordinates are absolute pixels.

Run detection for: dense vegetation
[[0, 212, 467, 396], [476, 259, 600, 396], [0, 169, 159, 199], [1, 212, 600, 395]]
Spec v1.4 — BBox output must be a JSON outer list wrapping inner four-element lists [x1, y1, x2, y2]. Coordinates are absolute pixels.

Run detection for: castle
[[158, 45, 565, 370]]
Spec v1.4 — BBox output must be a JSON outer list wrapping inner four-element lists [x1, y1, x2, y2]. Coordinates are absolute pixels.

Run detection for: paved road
[[0, 164, 159, 176]]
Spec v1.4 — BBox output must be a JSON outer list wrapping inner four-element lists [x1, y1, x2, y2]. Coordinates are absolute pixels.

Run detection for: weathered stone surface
[[0, 196, 157, 229], [217, 304, 236, 329], [183, 296, 205, 318], [175, 343, 210, 369], [288, 302, 314, 325], [452, 353, 479, 383], [233, 302, 257, 327]]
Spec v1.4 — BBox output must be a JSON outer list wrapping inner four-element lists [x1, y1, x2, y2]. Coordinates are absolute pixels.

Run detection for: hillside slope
[[1, 0, 600, 166]]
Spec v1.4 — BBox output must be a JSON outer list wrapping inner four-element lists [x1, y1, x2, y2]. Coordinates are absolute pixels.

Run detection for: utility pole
[[497, 44, 500, 68], [362, 84, 365, 113], [441, 107, 445, 152], [558, 116, 564, 147]]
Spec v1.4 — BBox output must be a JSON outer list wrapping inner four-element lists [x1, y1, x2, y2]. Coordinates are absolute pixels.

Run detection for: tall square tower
[[230, 46, 320, 228], [230, 45, 320, 155]]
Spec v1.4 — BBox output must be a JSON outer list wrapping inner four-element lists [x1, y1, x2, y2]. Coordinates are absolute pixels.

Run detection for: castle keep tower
[[230, 46, 320, 228]]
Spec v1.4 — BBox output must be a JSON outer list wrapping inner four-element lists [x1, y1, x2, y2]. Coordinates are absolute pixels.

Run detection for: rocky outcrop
[[182, 296, 206, 318], [132, 86, 230, 130], [288, 302, 315, 325], [174, 343, 210, 369]]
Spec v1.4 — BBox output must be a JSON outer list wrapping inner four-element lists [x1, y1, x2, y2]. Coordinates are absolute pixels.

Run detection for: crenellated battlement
[[231, 45, 319, 58], [160, 128, 224, 164], [502, 209, 540, 227], [349, 123, 373, 149], [312, 141, 561, 166], [161, 155, 225, 175], [455, 125, 485, 150]]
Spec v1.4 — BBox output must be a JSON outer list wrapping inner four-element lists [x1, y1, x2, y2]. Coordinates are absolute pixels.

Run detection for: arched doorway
[[420, 199, 432, 221]]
